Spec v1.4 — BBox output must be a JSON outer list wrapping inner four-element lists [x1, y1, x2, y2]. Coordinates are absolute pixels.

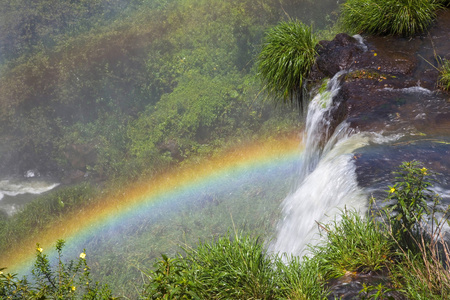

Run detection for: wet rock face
[[311, 10, 450, 137], [313, 33, 365, 78]]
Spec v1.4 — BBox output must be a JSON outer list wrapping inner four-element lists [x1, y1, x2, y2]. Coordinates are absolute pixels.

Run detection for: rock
[[312, 33, 365, 79]]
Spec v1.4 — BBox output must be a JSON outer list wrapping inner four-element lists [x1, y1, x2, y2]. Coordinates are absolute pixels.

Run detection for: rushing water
[[0, 177, 59, 215]]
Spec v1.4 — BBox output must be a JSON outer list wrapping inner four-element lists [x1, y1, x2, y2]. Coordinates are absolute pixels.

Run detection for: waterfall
[[269, 71, 370, 256]]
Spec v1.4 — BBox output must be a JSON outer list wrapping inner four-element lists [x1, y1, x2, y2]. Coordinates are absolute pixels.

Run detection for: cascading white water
[[298, 71, 346, 179], [0, 179, 59, 215], [269, 71, 370, 256]]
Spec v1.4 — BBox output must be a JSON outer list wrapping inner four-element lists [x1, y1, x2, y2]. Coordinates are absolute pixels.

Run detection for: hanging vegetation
[[257, 20, 318, 107]]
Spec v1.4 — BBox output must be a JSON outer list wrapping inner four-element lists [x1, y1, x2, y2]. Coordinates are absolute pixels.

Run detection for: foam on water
[[0, 180, 59, 201]]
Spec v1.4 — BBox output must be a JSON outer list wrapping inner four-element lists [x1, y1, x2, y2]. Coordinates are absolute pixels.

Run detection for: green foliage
[[438, 58, 450, 91], [312, 209, 393, 279], [0, 240, 115, 299], [340, 0, 442, 37], [0, 0, 295, 182], [374, 161, 450, 299], [0, 0, 145, 62], [389, 251, 450, 299], [383, 161, 440, 249], [257, 20, 318, 107], [359, 283, 395, 300], [143, 233, 328, 299], [274, 255, 328, 300], [0, 184, 95, 253]]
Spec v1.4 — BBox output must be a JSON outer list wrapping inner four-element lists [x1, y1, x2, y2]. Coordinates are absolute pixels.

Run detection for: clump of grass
[[312, 209, 394, 279], [142, 232, 328, 299], [340, 0, 442, 37], [438, 58, 450, 91], [257, 20, 318, 108]]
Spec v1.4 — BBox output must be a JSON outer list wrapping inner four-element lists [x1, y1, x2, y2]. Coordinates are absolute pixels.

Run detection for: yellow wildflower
[[37, 247, 43, 253], [389, 187, 396, 194], [421, 167, 427, 175], [80, 252, 86, 259], [374, 53, 377, 56], [71, 286, 76, 291], [0, 271, 3, 275]]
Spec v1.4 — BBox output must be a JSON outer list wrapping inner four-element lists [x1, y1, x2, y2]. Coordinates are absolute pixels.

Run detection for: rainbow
[[3, 134, 303, 276]]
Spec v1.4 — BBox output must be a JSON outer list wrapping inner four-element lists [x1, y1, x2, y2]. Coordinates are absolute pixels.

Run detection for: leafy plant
[[0, 240, 115, 299], [257, 20, 318, 107], [340, 0, 442, 37], [383, 161, 440, 249]]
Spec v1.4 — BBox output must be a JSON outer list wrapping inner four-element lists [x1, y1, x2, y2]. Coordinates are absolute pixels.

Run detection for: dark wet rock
[[327, 270, 406, 300], [312, 8, 450, 137], [312, 33, 364, 79], [358, 36, 418, 76]]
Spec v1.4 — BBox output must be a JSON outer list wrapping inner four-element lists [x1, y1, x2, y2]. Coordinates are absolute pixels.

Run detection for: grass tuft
[[312, 209, 393, 279], [340, 0, 443, 37], [257, 20, 318, 108], [438, 58, 450, 91]]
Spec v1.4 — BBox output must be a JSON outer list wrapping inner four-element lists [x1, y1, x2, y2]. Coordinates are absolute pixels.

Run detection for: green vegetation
[[0, 184, 96, 248], [438, 58, 450, 91], [3, 161, 449, 299], [383, 161, 439, 249], [0, 0, 303, 182], [257, 20, 318, 107], [143, 233, 327, 299], [1, 240, 114, 299], [340, 0, 443, 36], [312, 210, 393, 279]]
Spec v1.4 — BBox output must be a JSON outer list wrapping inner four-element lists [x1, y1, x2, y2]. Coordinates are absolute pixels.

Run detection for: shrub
[[382, 161, 442, 250], [340, 0, 442, 37], [257, 20, 318, 107]]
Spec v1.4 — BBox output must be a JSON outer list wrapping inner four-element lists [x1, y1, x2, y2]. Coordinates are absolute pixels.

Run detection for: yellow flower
[[389, 187, 396, 194], [71, 286, 76, 291], [37, 247, 43, 253], [421, 167, 427, 175], [0, 271, 3, 275], [374, 53, 377, 56], [80, 252, 86, 259]]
